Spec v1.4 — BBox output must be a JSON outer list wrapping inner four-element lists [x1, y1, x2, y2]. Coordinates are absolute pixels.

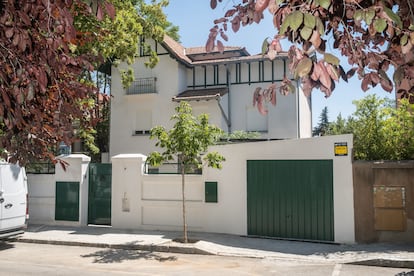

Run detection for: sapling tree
[[147, 101, 225, 243]]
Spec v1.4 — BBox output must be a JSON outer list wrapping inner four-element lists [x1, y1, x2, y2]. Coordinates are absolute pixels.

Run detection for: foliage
[[92, 102, 110, 162], [148, 101, 225, 243], [349, 95, 389, 160], [328, 95, 414, 160], [381, 100, 414, 160], [98, 0, 179, 88], [220, 130, 261, 141], [327, 113, 352, 136], [208, 0, 414, 100], [0, 0, 103, 164], [0, 0, 177, 165], [69, 97, 99, 157], [312, 106, 330, 136]]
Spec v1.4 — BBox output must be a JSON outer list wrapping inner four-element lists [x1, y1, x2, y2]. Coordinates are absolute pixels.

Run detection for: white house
[[109, 35, 312, 157]]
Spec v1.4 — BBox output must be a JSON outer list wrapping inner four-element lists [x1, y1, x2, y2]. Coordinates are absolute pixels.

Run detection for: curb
[[15, 238, 414, 269], [348, 259, 414, 269], [16, 238, 213, 256]]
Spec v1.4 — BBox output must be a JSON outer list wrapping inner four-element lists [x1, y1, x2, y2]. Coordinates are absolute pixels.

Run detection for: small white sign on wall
[[122, 193, 130, 212]]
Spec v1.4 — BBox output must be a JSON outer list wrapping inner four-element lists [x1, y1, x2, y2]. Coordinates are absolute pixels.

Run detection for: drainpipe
[[226, 64, 232, 133], [296, 79, 300, 139], [216, 96, 231, 131]]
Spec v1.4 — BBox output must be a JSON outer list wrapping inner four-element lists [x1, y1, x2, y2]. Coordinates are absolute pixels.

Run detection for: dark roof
[[186, 46, 250, 62], [161, 35, 192, 66], [172, 87, 229, 102], [161, 35, 288, 67]]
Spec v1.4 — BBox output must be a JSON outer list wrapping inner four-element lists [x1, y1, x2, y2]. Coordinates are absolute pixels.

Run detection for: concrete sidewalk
[[16, 224, 414, 268]]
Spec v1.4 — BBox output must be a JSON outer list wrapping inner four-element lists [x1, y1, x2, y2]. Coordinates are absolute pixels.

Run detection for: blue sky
[[163, 1, 395, 127]]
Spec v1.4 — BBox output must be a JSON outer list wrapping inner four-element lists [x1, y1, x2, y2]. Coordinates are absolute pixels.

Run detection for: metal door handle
[[0, 198, 4, 204], [5, 203, 12, 209]]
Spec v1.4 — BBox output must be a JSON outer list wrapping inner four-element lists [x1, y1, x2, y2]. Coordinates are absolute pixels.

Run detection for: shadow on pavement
[[0, 241, 15, 251], [81, 248, 177, 263], [185, 231, 414, 257], [396, 271, 414, 276], [25, 224, 414, 258]]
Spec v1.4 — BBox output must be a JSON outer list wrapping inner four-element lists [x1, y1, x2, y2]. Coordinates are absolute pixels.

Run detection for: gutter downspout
[[296, 79, 300, 139], [226, 64, 232, 133], [216, 96, 231, 131]]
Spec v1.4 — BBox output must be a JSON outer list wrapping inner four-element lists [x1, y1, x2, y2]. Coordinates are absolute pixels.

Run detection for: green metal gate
[[247, 160, 334, 242], [88, 163, 112, 225]]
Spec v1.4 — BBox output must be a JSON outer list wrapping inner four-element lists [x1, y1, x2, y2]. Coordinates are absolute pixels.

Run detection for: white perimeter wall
[[111, 134, 354, 243], [27, 173, 55, 224], [27, 154, 90, 226]]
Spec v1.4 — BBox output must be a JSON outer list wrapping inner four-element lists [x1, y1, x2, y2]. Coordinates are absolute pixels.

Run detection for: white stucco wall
[[227, 81, 299, 139], [111, 134, 354, 243], [55, 154, 91, 226], [27, 154, 90, 226], [298, 84, 312, 137], [110, 53, 185, 158], [206, 134, 354, 243], [111, 154, 146, 229], [27, 173, 55, 224]]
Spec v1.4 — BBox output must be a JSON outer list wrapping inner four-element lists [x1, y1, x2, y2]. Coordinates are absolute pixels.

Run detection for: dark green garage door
[[88, 163, 112, 225], [247, 160, 334, 242]]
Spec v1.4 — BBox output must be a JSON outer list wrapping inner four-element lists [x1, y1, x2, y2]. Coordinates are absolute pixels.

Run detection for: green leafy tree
[[349, 95, 388, 160], [328, 113, 352, 135], [92, 102, 110, 162], [147, 101, 225, 243], [312, 106, 330, 136], [328, 95, 414, 160], [381, 99, 414, 160]]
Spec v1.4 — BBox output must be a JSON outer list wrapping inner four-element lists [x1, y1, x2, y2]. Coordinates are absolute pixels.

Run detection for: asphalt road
[[0, 241, 413, 275]]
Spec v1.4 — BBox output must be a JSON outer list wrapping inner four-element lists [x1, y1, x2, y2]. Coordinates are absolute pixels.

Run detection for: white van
[[0, 163, 29, 239]]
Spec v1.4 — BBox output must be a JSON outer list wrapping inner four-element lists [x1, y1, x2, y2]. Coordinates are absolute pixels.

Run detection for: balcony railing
[[126, 77, 157, 95]]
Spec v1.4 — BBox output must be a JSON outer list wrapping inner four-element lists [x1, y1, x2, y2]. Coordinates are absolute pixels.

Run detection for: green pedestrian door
[[88, 163, 112, 225], [55, 181, 79, 221], [247, 160, 334, 242]]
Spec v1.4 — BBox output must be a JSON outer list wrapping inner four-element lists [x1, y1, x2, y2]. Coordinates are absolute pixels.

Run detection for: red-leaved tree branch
[[0, 0, 114, 165], [208, 0, 414, 101]]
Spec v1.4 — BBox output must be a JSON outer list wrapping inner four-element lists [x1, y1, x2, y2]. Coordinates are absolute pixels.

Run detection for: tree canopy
[[0, 0, 177, 165], [312, 106, 329, 136], [208, 0, 414, 100], [328, 95, 414, 160]]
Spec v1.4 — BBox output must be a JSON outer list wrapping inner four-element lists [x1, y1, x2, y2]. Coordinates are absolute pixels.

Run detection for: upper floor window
[[126, 77, 157, 95]]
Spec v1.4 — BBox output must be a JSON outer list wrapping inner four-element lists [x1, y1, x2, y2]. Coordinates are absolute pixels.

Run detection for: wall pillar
[[55, 154, 91, 226], [111, 154, 146, 229]]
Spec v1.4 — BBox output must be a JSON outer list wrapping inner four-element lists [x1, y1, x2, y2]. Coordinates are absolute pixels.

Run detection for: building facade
[[110, 35, 312, 157]]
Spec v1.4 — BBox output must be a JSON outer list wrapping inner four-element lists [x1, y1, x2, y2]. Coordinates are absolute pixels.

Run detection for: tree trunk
[[181, 164, 188, 243]]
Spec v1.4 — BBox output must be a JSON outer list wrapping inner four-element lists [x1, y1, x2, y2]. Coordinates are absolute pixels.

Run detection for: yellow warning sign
[[334, 142, 348, 156]]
